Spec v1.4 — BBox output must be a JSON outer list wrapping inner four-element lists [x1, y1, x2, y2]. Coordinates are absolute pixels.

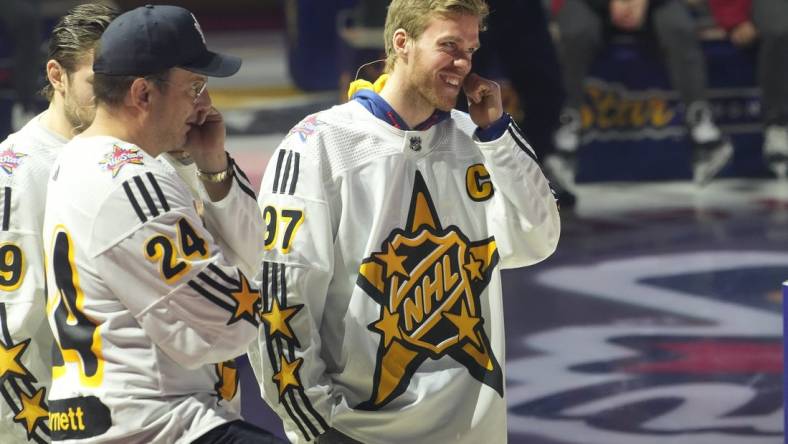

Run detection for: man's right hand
[[610, 0, 649, 31]]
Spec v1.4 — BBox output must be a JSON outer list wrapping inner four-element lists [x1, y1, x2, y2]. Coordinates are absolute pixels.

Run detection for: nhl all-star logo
[[356, 171, 503, 410], [99, 145, 144, 177], [0, 146, 26, 175]]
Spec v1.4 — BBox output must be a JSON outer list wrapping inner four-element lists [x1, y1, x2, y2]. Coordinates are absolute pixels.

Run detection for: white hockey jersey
[[249, 102, 560, 443], [43, 136, 265, 443], [0, 113, 65, 443]]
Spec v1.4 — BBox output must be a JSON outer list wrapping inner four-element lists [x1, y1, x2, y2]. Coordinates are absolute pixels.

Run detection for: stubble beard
[[63, 94, 94, 135]]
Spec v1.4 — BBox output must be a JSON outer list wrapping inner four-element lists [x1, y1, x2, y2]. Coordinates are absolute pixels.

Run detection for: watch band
[[196, 153, 234, 183]]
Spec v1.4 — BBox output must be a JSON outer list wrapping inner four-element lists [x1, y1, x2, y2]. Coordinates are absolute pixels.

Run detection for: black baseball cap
[[93, 4, 241, 77]]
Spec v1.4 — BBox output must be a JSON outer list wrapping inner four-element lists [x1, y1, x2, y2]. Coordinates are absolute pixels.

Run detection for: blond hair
[[382, 0, 488, 72]]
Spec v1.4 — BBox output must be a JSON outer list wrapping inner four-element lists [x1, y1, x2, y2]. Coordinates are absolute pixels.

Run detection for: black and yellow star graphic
[[272, 355, 304, 399], [260, 297, 304, 346], [228, 274, 260, 325], [0, 337, 32, 381], [356, 171, 503, 410], [13, 387, 48, 437]]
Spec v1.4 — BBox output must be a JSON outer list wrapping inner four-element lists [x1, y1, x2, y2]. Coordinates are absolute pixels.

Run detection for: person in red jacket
[[708, 0, 788, 179]]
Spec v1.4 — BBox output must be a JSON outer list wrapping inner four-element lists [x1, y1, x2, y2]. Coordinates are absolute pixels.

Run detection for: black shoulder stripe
[[232, 157, 251, 182], [133, 175, 159, 218], [206, 263, 240, 287], [124, 174, 170, 223], [234, 174, 256, 201], [279, 151, 294, 194], [272, 150, 300, 196], [507, 124, 538, 163], [280, 392, 311, 440], [230, 158, 257, 201], [123, 182, 147, 223], [272, 150, 286, 193], [288, 152, 300, 195], [1, 187, 10, 231], [145, 172, 170, 212], [196, 271, 234, 295], [188, 280, 235, 312]]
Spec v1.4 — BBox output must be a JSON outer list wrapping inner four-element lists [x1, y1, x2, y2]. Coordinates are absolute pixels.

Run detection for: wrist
[[196, 152, 233, 183]]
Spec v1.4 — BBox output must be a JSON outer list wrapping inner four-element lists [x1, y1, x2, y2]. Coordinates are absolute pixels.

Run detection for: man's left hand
[[464, 73, 503, 129]]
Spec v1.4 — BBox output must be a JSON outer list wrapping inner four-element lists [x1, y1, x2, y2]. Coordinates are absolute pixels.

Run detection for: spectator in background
[[468, 0, 574, 206], [548, 0, 734, 191], [0, 0, 43, 131], [707, 0, 788, 179]]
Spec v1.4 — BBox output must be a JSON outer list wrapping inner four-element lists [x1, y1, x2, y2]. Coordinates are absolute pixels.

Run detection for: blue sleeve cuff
[[475, 113, 511, 142]]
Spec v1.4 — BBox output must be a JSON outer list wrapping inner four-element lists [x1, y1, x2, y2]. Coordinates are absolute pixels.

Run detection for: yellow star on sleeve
[[0, 338, 31, 379], [443, 302, 482, 348], [14, 388, 48, 435], [260, 297, 303, 342], [373, 242, 408, 278], [272, 355, 303, 398], [229, 274, 260, 323]]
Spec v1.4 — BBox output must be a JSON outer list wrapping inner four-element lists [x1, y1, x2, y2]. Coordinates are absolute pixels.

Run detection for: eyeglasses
[[146, 76, 207, 104], [189, 80, 208, 104]]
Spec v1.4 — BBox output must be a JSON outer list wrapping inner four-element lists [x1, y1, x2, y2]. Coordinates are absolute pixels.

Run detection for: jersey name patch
[[0, 147, 26, 175], [99, 145, 144, 177], [356, 170, 503, 409], [48, 396, 111, 440]]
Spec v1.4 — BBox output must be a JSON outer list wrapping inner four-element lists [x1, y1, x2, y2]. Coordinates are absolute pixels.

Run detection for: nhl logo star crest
[[99, 145, 144, 177], [356, 171, 503, 409], [0, 146, 26, 175]]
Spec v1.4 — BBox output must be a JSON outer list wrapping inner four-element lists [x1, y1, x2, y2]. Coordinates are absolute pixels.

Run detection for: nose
[[453, 53, 471, 73]]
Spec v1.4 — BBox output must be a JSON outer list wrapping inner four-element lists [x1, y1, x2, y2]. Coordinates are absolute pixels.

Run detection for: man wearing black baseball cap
[[43, 5, 284, 443]]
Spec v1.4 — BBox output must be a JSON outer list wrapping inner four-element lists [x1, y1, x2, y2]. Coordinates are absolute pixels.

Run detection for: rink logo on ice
[[579, 78, 762, 142], [356, 170, 503, 409], [506, 252, 785, 443], [0, 146, 26, 175], [99, 145, 144, 177]]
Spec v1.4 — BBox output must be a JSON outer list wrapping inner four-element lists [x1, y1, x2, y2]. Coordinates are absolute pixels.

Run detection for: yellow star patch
[[14, 388, 47, 434], [229, 274, 259, 323], [443, 302, 482, 348], [463, 256, 484, 280], [370, 306, 402, 349], [0, 338, 31, 379], [373, 242, 408, 278], [273, 355, 303, 398], [260, 297, 303, 342]]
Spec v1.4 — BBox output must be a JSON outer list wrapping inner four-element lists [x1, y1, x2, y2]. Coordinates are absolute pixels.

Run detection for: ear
[[393, 28, 409, 59], [128, 78, 153, 110], [46, 60, 67, 94]]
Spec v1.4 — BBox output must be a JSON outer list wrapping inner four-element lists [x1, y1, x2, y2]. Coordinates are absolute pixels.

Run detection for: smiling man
[[42, 5, 282, 443], [249, 1, 560, 443]]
